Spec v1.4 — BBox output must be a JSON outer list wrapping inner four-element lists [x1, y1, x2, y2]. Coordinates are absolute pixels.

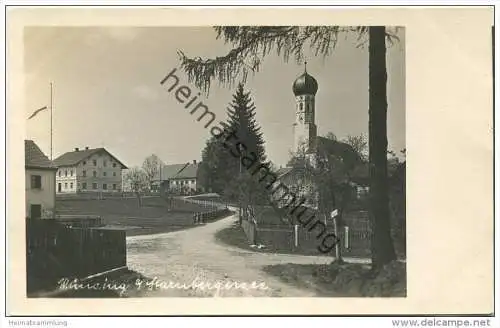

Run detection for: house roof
[[275, 167, 294, 178], [158, 162, 200, 180], [315, 136, 363, 166], [174, 163, 199, 179], [53, 147, 127, 169], [25, 140, 57, 170], [159, 163, 188, 180]]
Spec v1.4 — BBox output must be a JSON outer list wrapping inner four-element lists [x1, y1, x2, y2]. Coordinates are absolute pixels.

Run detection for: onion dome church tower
[[292, 62, 318, 155]]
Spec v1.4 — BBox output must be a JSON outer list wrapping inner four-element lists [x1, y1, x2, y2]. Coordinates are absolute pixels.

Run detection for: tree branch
[[178, 26, 400, 94]]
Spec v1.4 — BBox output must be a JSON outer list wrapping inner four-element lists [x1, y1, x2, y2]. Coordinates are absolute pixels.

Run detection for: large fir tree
[[199, 83, 268, 204], [225, 83, 266, 164]]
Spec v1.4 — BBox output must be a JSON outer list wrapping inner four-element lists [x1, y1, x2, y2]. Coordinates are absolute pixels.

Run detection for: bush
[[333, 264, 367, 294], [361, 261, 406, 297], [263, 260, 406, 297]]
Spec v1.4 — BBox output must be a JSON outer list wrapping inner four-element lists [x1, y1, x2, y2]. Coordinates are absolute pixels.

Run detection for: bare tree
[[343, 134, 368, 161], [124, 167, 148, 207], [162, 184, 174, 211], [142, 154, 162, 192], [289, 136, 359, 263]]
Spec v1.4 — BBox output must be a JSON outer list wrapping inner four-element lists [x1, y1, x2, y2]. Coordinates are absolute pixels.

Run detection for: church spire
[[292, 61, 318, 96]]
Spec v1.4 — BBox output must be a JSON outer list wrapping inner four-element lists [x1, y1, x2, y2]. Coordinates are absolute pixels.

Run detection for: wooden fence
[[241, 217, 257, 245], [26, 218, 127, 294], [192, 208, 233, 224], [56, 191, 161, 200], [239, 208, 372, 257]]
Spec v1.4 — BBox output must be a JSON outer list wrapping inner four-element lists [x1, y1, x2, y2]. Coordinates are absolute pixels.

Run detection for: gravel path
[[126, 204, 370, 297]]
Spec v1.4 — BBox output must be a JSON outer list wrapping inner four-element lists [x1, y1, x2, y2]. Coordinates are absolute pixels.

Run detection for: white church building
[[276, 64, 369, 208]]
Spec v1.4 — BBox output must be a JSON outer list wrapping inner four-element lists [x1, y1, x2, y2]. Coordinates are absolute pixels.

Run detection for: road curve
[[126, 207, 345, 297]]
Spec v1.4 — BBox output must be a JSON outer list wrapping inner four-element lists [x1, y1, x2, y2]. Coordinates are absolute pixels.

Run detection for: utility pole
[[50, 82, 53, 160], [239, 151, 242, 224]]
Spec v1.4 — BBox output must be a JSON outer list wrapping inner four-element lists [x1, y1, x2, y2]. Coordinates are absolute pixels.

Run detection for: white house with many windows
[[25, 140, 57, 219], [53, 147, 127, 194]]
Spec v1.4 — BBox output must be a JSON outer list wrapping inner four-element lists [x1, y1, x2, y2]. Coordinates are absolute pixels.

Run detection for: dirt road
[[126, 208, 367, 297]]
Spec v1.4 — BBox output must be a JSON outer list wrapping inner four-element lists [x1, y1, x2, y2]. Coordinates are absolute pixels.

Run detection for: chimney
[[75, 147, 79, 152], [193, 160, 197, 164], [85, 146, 89, 150]]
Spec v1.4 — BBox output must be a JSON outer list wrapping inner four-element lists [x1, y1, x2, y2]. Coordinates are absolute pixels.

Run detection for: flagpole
[[50, 82, 53, 160]]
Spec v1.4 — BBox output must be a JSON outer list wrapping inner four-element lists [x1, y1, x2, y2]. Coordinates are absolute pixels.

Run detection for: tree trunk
[[136, 191, 142, 208], [368, 26, 397, 271]]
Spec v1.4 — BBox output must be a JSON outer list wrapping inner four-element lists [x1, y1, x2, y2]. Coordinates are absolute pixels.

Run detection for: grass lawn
[[215, 221, 371, 258], [215, 222, 256, 251], [56, 197, 230, 236], [262, 261, 406, 297], [215, 222, 330, 256]]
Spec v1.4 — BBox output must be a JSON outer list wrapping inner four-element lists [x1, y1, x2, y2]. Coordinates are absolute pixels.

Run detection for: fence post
[[251, 220, 256, 245], [294, 224, 299, 248], [344, 226, 349, 249]]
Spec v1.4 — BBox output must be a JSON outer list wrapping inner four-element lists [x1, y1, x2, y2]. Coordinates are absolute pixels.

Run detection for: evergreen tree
[[199, 83, 268, 204], [198, 137, 225, 193], [225, 83, 266, 163]]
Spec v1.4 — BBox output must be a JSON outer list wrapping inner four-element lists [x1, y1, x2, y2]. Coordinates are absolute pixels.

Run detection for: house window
[[192, 180, 195, 184], [113, 184, 117, 190], [82, 182, 87, 190], [113, 163, 117, 168], [104, 160, 107, 167], [30, 175, 42, 189], [70, 170, 73, 176], [103, 183, 107, 190], [93, 160, 97, 166], [58, 171, 61, 177], [65, 170, 68, 177], [113, 172, 116, 177], [92, 183, 97, 190], [83, 161, 86, 165], [83, 170, 86, 177], [103, 171, 107, 177], [65, 183, 68, 189], [70, 182, 73, 189], [93, 171, 97, 177]]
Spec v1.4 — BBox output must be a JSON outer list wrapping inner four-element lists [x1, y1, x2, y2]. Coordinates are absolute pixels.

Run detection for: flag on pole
[[28, 106, 48, 120]]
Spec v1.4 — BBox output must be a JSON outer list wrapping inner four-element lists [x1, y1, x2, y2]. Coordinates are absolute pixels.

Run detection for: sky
[[24, 26, 405, 168]]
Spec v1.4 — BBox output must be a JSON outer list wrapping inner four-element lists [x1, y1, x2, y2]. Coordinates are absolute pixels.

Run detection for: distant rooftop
[[155, 161, 200, 180], [53, 147, 127, 169], [25, 140, 57, 170]]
